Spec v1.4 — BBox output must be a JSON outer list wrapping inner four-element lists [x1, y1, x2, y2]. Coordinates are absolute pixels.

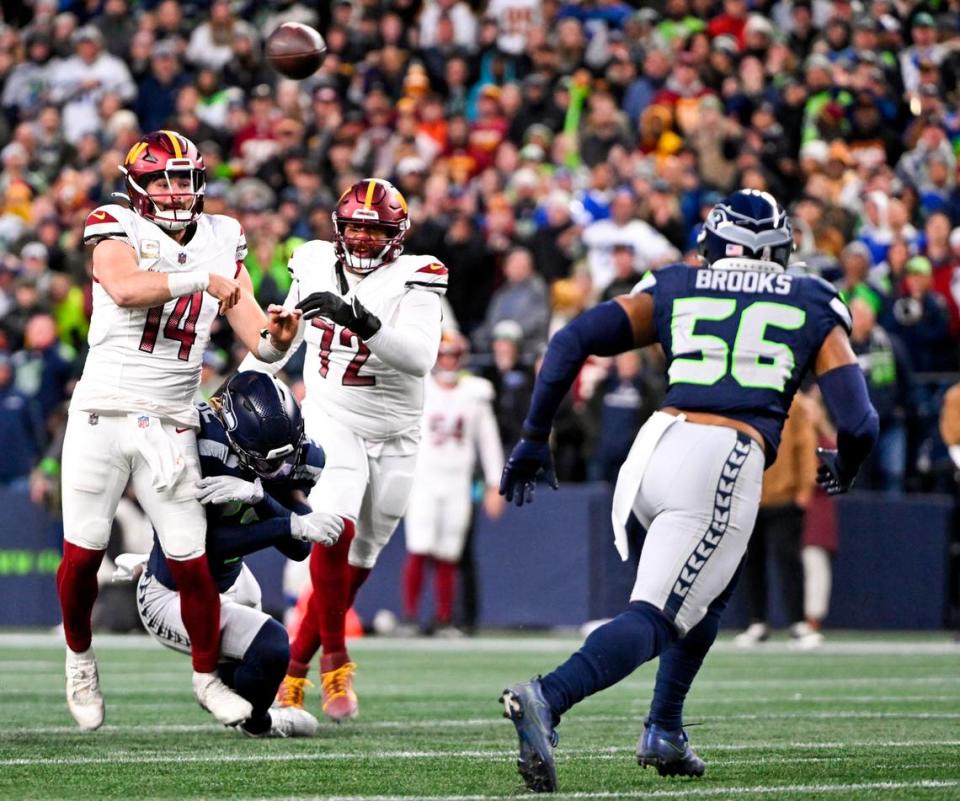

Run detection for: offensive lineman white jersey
[[278, 240, 448, 440], [415, 374, 504, 488], [72, 204, 246, 428]]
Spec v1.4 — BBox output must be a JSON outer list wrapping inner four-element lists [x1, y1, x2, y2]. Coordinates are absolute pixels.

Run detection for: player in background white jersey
[[401, 331, 504, 635], [242, 178, 446, 721], [59, 131, 301, 731]]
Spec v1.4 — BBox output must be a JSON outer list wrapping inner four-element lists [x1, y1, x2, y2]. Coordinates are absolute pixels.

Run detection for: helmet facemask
[[333, 217, 408, 274], [124, 162, 205, 231]]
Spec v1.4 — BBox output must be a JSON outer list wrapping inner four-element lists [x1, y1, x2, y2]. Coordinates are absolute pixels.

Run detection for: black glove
[[499, 434, 559, 507], [815, 447, 856, 496], [296, 292, 382, 339]]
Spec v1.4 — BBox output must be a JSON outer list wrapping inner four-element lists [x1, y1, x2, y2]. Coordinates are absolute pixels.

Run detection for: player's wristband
[[167, 270, 210, 298], [520, 426, 550, 443], [255, 329, 286, 363]]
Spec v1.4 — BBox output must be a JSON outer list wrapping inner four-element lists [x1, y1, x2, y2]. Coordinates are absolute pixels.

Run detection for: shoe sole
[[500, 689, 558, 793], [196, 698, 253, 728], [637, 753, 705, 778]]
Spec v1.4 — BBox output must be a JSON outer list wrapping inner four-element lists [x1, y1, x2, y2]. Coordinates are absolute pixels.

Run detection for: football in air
[[266, 22, 327, 80]]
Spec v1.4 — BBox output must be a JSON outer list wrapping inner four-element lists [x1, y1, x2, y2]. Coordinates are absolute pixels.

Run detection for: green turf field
[[0, 632, 957, 801]]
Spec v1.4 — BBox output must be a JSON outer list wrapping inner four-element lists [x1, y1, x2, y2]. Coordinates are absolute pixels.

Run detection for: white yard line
[[1, 632, 958, 655], [2, 740, 960, 767], [211, 782, 960, 801]]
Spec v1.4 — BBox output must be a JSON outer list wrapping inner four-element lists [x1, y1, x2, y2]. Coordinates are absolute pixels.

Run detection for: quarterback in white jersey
[[58, 131, 300, 733], [245, 178, 445, 722], [402, 331, 504, 633]]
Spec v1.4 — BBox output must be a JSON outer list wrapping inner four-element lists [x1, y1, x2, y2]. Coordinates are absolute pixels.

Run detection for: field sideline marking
[[2, 740, 960, 767], [210, 781, 960, 801], [1, 632, 958, 656]]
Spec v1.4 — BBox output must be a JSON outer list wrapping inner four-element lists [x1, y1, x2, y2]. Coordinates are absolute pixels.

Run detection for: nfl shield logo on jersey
[[137, 415, 150, 429], [178, 252, 187, 265]]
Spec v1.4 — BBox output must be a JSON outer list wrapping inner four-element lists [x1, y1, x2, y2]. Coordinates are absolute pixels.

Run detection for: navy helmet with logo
[[697, 189, 794, 268], [219, 371, 304, 477]]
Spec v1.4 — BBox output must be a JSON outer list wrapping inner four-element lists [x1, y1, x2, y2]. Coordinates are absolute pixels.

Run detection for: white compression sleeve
[[167, 270, 209, 297], [364, 290, 442, 376]]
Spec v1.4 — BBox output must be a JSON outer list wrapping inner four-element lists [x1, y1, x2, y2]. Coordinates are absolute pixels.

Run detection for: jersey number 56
[[669, 298, 805, 391]]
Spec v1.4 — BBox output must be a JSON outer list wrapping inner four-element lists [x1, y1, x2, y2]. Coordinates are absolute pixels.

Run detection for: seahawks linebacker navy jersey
[[636, 263, 851, 462], [146, 401, 324, 592]]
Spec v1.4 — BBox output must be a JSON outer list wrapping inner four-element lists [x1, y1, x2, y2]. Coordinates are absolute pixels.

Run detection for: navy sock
[[540, 601, 677, 719], [649, 562, 743, 730], [223, 619, 290, 733]]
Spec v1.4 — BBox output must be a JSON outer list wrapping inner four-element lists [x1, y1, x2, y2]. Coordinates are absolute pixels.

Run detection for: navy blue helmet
[[219, 371, 304, 477], [697, 189, 794, 268]]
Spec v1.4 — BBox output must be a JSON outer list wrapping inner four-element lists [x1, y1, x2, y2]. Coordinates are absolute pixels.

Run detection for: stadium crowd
[[2, 0, 960, 505]]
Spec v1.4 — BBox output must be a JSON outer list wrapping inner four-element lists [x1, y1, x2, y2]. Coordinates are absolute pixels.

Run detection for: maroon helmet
[[119, 130, 205, 231], [333, 178, 410, 273], [433, 329, 468, 381]]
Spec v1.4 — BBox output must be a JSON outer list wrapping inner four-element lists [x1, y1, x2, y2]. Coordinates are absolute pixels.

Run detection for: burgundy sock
[[346, 563, 371, 605], [165, 554, 221, 673], [434, 558, 458, 625], [57, 542, 105, 653], [288, 587, 322, 676], [402, 554, 427, 620], [311, 518, 355, 665]]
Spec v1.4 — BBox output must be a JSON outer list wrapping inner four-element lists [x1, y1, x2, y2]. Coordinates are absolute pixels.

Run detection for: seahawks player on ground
[[498, 190, 879, 792], [117, 371, 338, 737]]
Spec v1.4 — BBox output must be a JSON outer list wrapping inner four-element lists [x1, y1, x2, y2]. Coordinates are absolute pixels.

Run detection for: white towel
[[610, 411, 683, 561], [130, 413, 186, 492], [111, 552, 150, 583]]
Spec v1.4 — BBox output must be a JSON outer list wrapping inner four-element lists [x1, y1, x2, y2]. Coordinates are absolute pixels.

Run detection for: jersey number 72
[[669, 298, 805, 391], [312, 318, 377, 387]]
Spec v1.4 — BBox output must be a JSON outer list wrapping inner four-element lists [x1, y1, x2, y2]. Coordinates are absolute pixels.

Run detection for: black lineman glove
[[815, 447, 856, 496], [499, 436, 559, 507], [296, 292, 382, 339]]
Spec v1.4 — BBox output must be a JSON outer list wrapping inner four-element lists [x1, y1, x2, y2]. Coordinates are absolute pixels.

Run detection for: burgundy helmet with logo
[[333, 178, 410, 273], [119, 130, 205, 231]]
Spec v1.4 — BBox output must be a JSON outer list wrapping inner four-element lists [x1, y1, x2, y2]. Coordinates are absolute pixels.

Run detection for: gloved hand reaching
[[290, 511, 345, 546], [296, 292, 381, 339], [499, 435, 558, 507], [815, 448, 857, 496], [195, 475, 264, 506]]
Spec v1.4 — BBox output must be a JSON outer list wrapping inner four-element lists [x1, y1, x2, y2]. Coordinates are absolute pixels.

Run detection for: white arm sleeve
[[238, 282, 305, 376], [474, 395, 505, 488], [364, 290, 442, 377]]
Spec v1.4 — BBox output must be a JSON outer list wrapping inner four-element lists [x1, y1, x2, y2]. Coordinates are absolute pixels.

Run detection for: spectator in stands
[[884, 256, 957, 372], [735, 394, 821, 649], [134, 40, 190, 133], [0, 350, 44, 491], [48, 26, 135, 145], [12, 312, 74, 421], [482, 320, 533, 451], [186, 0, 257, 72], [849, 297, 913, 492], [2, 29, 55, 121], [586, 350, 663, 483], [582, 189, 679, 295], [476, 246, 549, 361]]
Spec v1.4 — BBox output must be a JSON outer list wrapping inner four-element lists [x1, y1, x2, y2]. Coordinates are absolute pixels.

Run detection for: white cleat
[[192, 671, 253, 726], [788, 622, 825, 650], [245, 706, 320, 738], [734, 622, 770, 648], [65, 648, 105, 731]]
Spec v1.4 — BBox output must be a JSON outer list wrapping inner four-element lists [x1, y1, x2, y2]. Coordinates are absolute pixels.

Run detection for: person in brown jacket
[[940, 382, 960, 641], [941, 382, 960, 471], [735, 392, 822, 648]]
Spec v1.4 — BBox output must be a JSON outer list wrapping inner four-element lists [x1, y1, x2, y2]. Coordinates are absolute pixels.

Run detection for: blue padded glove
[[816, 447, 856, 495], [499, 436, 559, 507]]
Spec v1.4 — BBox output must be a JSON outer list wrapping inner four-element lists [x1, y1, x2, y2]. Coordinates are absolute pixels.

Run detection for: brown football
[[265, 22, 327, 80]]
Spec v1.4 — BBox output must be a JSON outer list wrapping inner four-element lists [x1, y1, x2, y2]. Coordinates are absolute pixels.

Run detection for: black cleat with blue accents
[[636, 719, 706, 777], [500, 678, 560, 793]]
